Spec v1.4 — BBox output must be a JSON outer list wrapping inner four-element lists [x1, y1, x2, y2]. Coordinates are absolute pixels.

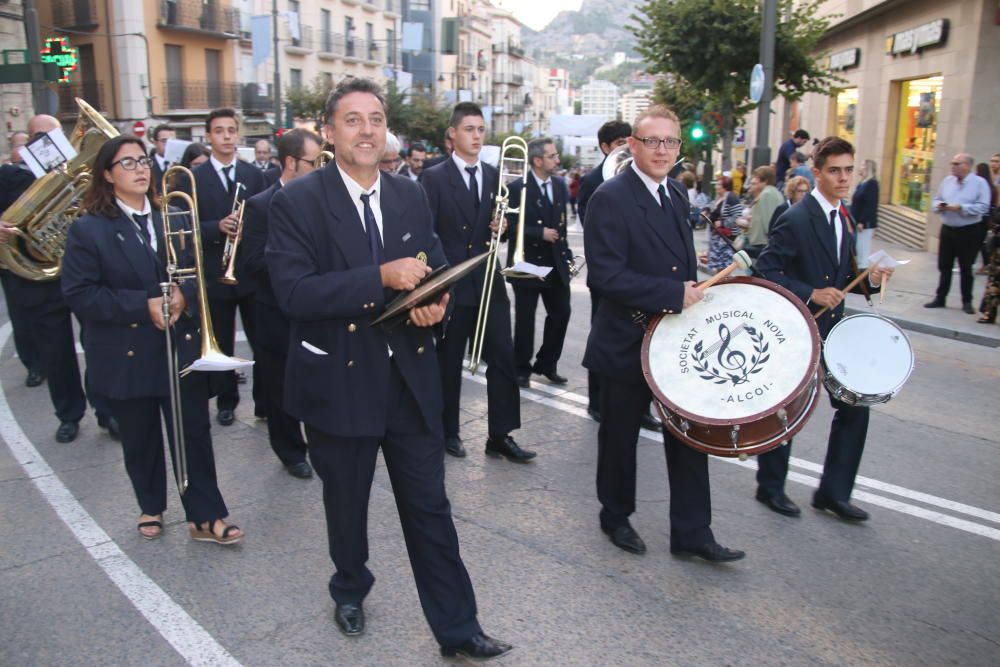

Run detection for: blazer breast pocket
[[300, 340, 328, 356]]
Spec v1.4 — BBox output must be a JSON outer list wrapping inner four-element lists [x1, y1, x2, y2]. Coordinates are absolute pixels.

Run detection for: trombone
[[158, 165, 244, 496], [468, 136, 540, 374], [219, 182, 247, 285]]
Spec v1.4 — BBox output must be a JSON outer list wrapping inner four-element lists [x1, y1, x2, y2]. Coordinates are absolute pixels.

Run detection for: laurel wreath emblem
[[692, 326, 770, 386]]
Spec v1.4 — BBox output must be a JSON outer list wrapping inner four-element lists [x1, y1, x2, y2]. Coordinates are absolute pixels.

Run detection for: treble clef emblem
[[716, 324, 747, 371]]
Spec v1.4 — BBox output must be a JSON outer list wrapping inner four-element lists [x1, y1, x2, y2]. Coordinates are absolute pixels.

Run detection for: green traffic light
[[690, 125, 705, 140]]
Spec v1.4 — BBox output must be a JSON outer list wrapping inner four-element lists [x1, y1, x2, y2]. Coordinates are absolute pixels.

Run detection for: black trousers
[[512, 281, 571, 376], [936, 222, 985, 304], [28, 297, 86, 424], [756, 394, 869, 503], [587, 290, 601, 411], [597, 375, 713, 549], [209, 294, 259, 412], [0, 271, 39, 374], [256, 344, 307, 466], [107, 374, 227, 523], [305, 361, 481, 647], [437, 301, 520, 439]]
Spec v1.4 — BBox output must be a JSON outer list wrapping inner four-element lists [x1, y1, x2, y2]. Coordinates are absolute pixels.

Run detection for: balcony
[[383, 0, 400, 16], [318, 31, 347, 58], [57, 80, 103, 116], [286, 25, 314, 52], [158, 0, 239, 38], [509, 44, 525, 58], [344, 39, 359, 60], [512, 74, 524, 86], [162, 79, 239, 112], [365, 41, 381, 64], [362, 0, 379, 12], [241, 84, 273, 114], [52, 0, 98, 30], [459, 51, 474, 69]]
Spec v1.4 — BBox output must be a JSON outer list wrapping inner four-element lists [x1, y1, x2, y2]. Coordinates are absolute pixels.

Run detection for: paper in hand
[[506, 262, 552, 279], [867, 250, 910, 269], [181, 351, 254, 375]]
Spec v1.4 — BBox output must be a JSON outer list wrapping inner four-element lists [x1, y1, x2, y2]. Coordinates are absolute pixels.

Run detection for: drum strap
[[840, 203, 872, 306]]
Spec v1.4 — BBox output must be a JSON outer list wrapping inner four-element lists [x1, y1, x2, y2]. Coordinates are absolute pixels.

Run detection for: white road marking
[[465, 371, 1000, 542], [1, 324, 241, 667]]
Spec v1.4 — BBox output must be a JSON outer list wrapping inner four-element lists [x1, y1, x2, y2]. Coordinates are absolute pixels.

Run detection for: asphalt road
[[2, 225, 998, 666]]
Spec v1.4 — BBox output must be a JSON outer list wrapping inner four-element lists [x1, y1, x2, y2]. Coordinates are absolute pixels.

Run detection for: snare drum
[[822, 314, 914, 406], [641, 277, 822, 458]]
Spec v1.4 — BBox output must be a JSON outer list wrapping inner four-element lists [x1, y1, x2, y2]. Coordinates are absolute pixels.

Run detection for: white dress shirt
[[630, 161, 673, 207], [531, 169, 552, 202], [451, 153, 483, 200], [337, 164, 384, 244], [810, 188, 844, 262], [116, 196, 156, 252], [209, 154, 238, 193]]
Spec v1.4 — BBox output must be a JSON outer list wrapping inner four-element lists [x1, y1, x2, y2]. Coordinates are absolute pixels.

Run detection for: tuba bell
[[0, 98, 119, 281]]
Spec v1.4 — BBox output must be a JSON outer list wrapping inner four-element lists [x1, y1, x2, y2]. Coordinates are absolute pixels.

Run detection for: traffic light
[[690, 123, 705, 141]]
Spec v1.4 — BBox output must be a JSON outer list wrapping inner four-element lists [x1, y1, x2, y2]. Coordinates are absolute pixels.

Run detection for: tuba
[[0, 98, 119, 281]]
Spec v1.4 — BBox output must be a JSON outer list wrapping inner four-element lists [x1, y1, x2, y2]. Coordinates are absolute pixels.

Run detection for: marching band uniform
[[505, 170, 573, 384]]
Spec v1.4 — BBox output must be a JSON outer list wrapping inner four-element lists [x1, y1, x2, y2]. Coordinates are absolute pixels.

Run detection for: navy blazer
[[180, 159, 265, 300], [850, 178, 879, 229], [576, 159, 605, 228], [242, 181, 291, 354], [505, 174, 572, 286], [266, 165, 449, 438], [421, 157, 501, 307], [149, 152, 167, 196], [756, 196, 869, 338], [61, 208, 200, 399], [582, 168, 696, 381]]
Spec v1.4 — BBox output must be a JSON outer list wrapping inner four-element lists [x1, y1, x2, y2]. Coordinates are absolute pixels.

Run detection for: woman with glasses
[[61, 135, 243, 544], [769, 175, 812, 235], [851, 159, 879, 268]]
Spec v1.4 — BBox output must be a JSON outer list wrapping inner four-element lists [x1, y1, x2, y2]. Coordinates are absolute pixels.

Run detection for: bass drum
[[641, 277, 822, 458]]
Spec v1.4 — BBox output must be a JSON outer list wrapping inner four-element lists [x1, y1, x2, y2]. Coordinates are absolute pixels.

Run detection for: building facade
[[0, 0, 32, 148], [618, 90, 652, 125], [580, 79, 619, 121]]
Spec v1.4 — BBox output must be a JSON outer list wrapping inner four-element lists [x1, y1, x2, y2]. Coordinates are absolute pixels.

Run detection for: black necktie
[[466, 166, 480, 210], [541, 180, 551, 205], [222, 165, 234, 195], [132, 213, 151, 246], [359, 192, 384, 265]]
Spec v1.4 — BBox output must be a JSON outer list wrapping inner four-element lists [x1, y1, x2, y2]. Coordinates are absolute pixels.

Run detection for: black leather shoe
[[445, 436, 467, 458], [334, 602, 364, 636], [923, 299, 945, 308], [516, 374, 530, 389], [56, 421, 79, 443], [286, 461, 313, 479], [640, 411, 661, 431], [25, 370, 44, 388], [485, 435, 536, 462], [671, 541, 746, 562], [812, 493, 869, 521], [601, 523, 646, 555], [104, 416, 121, 441], [587, 407, 601, 423], [441, 633, 513, 661], [536, 370, 568, 385], [962, 302, 975, 314], [217, 409, 235, 426], [755, 489, 801, 516]]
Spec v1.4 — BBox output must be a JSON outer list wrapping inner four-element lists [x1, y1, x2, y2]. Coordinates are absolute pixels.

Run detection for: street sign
[[132, 121, 146, 138], [733, 127, 746, 147], [750, 64, 765, 104]]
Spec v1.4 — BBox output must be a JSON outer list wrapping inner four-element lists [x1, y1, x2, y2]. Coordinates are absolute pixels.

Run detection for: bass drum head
[[643, 277, 821, 427], [823, 314, 914, 398]]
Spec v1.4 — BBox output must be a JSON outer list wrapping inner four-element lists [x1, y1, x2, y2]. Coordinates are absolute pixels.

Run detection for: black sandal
[[137, 519, 163, 540], [189, 519, 243, 545]]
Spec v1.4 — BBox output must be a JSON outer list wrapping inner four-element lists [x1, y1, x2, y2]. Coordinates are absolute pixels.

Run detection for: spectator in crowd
[[776, 129, 810, 186], [732, 160, 747, 196], [925, 153, 992, 314], [851, 159, 880, 268], [680, 171, 709, 229], [180, 142, 210, 171], [769, 175, 812, 234], [975, 163, 999, 323], [569, 170, 581, 217], [705, 173, 742, 273], [789, 151, 814, 187], [975, 162, 997, 273], [381, 131, 403, 172], [398, 142, 426, 181], [741, 165, 783, 258], [989, 153, 999, 186]]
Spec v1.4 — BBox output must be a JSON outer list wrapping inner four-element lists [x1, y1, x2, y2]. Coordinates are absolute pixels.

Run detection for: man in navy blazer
[[265, 79, 512, 661], [181, 108, 265, 426], [505, 137, 573, 386], [421, 102, 534, 462], [148, 123, 175, 196], [241, 128, 322, 479], [755, 136, 892, 522], [583, 105, 744, 562]]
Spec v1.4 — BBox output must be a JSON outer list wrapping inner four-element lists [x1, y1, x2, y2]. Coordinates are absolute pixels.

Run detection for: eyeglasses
[[294, 156, 323, 168], [795, 188, 810, 194], [634, 136, 682, 150], [111, 156, 152, 171]]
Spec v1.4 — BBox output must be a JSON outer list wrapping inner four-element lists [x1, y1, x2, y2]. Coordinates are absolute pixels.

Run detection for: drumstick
[[880, 272, 888, 304], [813, 265, 874, 319], [698, 250, 752, 290]]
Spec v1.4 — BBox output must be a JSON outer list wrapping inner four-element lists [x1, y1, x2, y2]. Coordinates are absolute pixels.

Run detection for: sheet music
[[508, 262, 552, 279], [182, 351, 254, 374]]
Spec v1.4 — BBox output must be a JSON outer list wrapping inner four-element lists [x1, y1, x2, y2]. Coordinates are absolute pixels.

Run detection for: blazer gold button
[[130, 322, 138, 328], [362, 303, 369, 309], [185, 333, 192, 341], [468, 244, 472, 249], [825, 275, 829, 280], [417, 346, 425, 354], [405, 318, 411, 325], [672, 266, 678, 272], [348, 323, 357, 332], [668, 309, 675, 314], [127, 350, 135, 357], [347, 360, 355, 367], [370, 301, 375, 308]]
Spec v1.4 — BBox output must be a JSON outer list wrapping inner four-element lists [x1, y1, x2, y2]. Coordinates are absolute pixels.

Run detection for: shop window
[[891, 75, 943, 213], [834, 88, 858, 146]]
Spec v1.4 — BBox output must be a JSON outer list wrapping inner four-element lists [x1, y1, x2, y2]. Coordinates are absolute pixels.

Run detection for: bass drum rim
[[641, 276, 822, 458]]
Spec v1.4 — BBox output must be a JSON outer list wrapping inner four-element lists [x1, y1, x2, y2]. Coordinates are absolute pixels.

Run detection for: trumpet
[[468, 137, 540, 374], [159, 165, 245, 496], [568, 255, 586, 280], [219, 182, 247, 285]]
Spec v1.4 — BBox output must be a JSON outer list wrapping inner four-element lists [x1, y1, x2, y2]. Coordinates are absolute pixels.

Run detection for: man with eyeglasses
[[149, 124, 176, 195], [505, 137, 573, 389], [240, 128, 322, 479], [583, 105, 744, 562], [380, 131, 403, 172], [180, 107, 266, 426], [925, 153, 992, 314], [0, 115, 87, 443]]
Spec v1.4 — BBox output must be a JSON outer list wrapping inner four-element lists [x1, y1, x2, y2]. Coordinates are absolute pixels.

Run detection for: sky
[[493, 0, 584, 31]]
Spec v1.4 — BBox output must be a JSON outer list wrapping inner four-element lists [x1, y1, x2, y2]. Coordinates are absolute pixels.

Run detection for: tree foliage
[[284, 76, 332, 129], [631, 0, 841, 167]]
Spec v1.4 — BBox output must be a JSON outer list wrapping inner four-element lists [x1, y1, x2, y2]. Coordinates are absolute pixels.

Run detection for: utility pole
[[23, 0, 54, 115], [272, 0, 281, 135], [751, 0, 777, 169]]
